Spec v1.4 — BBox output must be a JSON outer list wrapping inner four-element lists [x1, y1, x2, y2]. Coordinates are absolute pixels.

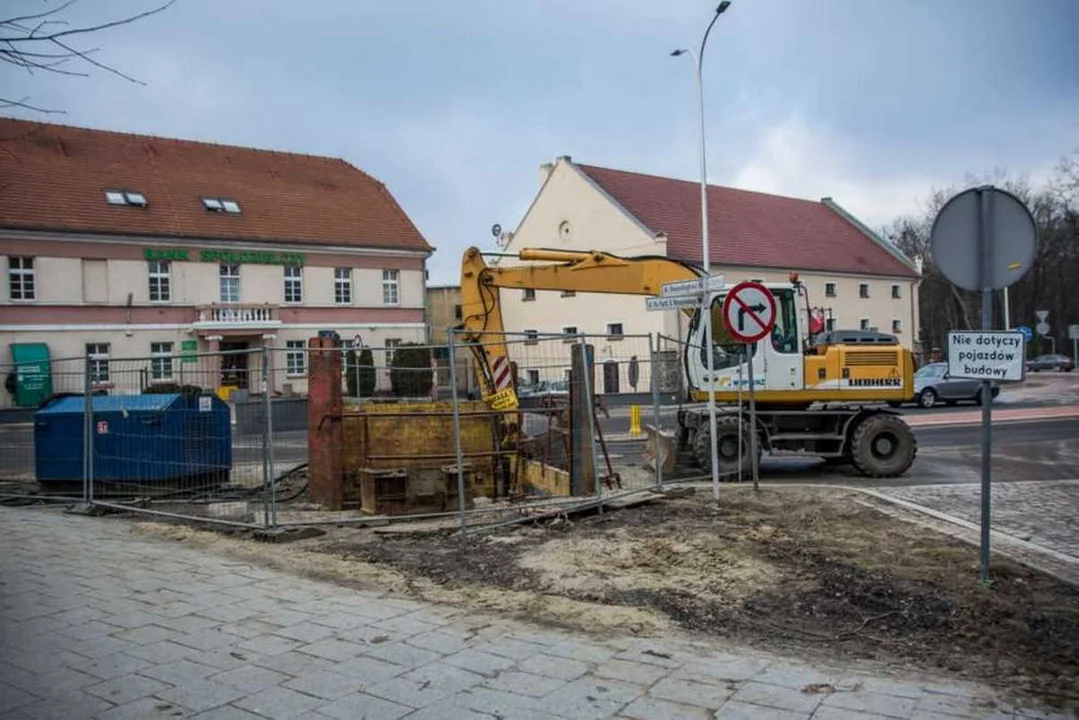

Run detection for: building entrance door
[[603, 360, 620, 394], [220, 341, 250, 390]]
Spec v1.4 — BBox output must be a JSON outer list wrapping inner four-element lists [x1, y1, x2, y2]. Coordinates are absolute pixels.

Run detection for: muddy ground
[[127, 487, 1079, 703], [320, 488, 1078, 699]]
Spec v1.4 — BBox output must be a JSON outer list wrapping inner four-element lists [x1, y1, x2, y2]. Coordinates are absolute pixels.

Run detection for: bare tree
[[885, 151, 1079, 362], [1, 0, 176, 114]]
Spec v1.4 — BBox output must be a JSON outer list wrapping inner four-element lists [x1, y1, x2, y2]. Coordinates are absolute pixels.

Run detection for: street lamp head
[[670, 48, 688, 57], [716, 1, 731, 14]]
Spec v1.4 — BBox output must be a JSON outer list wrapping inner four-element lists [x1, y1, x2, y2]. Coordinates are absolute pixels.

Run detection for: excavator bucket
[[640, 424, 677, 476]]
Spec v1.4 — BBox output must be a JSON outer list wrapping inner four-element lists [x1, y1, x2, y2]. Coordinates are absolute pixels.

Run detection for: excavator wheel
[[691, 415, 757, 480], [849, 413, 917, 478]]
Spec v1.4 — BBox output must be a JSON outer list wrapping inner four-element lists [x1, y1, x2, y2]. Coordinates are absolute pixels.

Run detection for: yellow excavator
[[457, 245, 918, 479]]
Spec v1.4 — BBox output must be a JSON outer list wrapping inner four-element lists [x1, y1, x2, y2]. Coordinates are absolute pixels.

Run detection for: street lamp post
[[672, 1, 731, 502]]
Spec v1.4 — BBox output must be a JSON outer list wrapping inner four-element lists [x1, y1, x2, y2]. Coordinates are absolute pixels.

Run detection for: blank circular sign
[[930, 186, 1037, 292]]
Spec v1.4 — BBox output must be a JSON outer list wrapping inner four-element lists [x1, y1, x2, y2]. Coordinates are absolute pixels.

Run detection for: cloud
[[731, 117, 955, 228]]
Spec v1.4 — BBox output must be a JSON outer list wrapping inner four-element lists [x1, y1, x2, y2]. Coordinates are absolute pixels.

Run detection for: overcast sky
[[3, 0, 1077, 284]]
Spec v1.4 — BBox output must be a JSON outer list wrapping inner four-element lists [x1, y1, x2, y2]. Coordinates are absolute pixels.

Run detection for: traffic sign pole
[[978, 188, 994, 587], [746, 342, 758, 491]]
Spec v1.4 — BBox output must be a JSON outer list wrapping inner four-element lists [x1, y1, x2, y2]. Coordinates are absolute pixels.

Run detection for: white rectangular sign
[[659, 274, 724, 298], [645, 296, 700, 312], [660, 279, 703, 297], [947, 331, 1025, 381], [1069, 324, 1079, 340]]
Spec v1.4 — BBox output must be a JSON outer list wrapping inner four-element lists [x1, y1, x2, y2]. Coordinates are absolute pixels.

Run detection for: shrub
[[345, 348, 376, 397], [389, 343, 433, 397]]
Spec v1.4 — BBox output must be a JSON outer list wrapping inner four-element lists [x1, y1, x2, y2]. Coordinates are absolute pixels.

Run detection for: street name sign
[[645, 296, 700, 312], [948, 331, 1025, 382], [659, 274, 725, 298]]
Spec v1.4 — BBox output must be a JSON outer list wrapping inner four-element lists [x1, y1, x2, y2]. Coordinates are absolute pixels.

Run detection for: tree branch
[[0, 96, 66, 114], [0, 0, 176, 44]]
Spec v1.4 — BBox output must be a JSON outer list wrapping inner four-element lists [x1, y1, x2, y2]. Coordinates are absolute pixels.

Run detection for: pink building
[[0, 118, 433, 399]]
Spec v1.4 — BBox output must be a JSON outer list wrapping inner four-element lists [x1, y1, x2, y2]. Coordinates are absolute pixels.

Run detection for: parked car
[[1025, 354, 1074, 372], [912, 362, 999, 409]]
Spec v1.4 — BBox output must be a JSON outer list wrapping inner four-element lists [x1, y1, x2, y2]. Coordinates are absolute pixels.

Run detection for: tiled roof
[[577, 163, 917, 278], [0, 117, 432, 253]]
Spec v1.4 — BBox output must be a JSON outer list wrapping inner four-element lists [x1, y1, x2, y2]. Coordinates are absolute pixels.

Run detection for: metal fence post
[[447, 330, 468, 536], [577, 335, 601, 510], [261, 346, 277, 528], [648, 333, 662, 489], [83, 354, 92, 504]]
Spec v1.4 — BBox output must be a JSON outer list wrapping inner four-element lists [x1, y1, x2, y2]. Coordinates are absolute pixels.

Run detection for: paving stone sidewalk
[[874, 480, 1079, 559], [0, 506, 1070, 720]]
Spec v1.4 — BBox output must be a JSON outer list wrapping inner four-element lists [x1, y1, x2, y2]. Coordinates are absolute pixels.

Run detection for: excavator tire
[[691, 414, 756, 480], [849, 413, 917, 478]]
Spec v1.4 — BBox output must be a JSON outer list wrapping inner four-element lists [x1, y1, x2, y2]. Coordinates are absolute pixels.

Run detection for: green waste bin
[[8, 343, 52, 408]]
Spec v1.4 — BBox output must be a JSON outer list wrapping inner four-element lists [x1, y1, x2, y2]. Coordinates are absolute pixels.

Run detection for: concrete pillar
[[306, 335, 343, 509], [205, 335, 223, 394], [261, 334, 277, 395]]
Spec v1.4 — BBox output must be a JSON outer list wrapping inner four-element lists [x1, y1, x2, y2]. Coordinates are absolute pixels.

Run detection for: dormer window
[[105, 190, 148, 207], [202, 197, 241, 214]]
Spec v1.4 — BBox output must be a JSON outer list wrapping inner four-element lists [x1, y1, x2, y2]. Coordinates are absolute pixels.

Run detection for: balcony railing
[[193, 304, 280, 327]]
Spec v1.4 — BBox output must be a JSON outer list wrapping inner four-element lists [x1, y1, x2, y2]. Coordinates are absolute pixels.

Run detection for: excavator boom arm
[[456, 245, 703, 396]]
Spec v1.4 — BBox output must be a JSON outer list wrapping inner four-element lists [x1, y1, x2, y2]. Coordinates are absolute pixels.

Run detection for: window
[[150, 342, 173, 381], [454, 304, 462, 320], [526, 370, 540, 386], [104, 190, 148, 207], [8, 257, 34, 300], [892, 319, 902, 333], [860, 318, 871, 331], [606, 322, 624, 339], [202, 197, 242, 214], [522, 288, 536, 302], [768, 288, 800, 354], [826, 317, 837, 332], [562, 326, 578, 343], [891, 284, 901, 299], [286, 340, 306, 377], [385, 338, 401, 363], [148, 260, 171, 302], [859, 283, 870, 299], [561, 290, 576, 297], [524, 329, 539, 345], [220, 264, 240, 303], [86, 343, 110, 384], [382, 269, 400, 305], [284, 265, 303, 304], [334, 268, 352, 304], [825, 282, 836, 297]]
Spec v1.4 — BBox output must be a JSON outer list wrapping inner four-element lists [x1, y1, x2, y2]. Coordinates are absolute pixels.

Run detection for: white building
[[497, 156, 922, 393]]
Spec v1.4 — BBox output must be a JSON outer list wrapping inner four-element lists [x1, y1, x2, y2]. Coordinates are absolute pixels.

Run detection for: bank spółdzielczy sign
[[144, 248, 306, 265]]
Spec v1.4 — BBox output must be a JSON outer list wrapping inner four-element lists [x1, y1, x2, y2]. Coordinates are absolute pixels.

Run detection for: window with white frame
[[284, 265, 303, 304], [148, 260, 171, 302], [891, 284, 901, 299], [8, 257, 34, 300], [524, 329, 538, 345], [562, 325, 578, 342], [286, 340, 307, 376], [825, 282, 836, 297], [86, 343, 110, 384], [892, 318, 902, 333], [859, 283, 870, 299], [220, 264, 240, 303], [150, 342, 173, 381], [826, 317, 837, 332], [522, 288, 536, 301], [606, 322, 624, 339], [526, 369, 540, 386], [382, 269, 400, 305], [859, 318, 871, 331], [334, 267, 352, 304]]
